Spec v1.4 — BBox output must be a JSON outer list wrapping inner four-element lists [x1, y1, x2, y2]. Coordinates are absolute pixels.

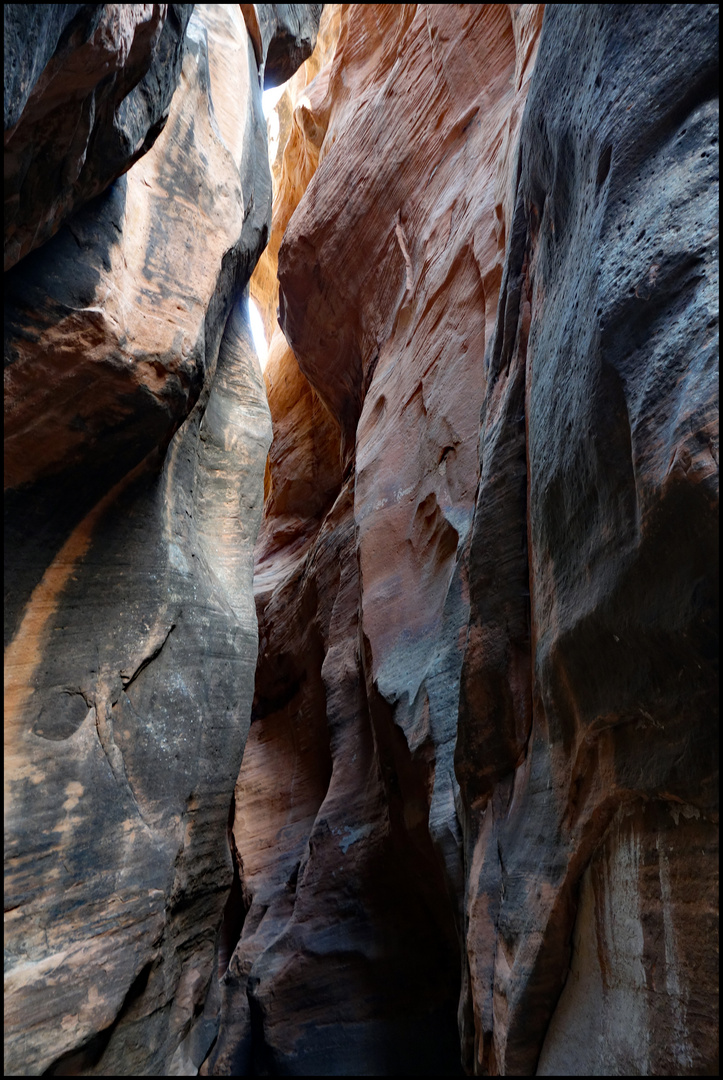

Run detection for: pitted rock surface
[[226, 2, 718, 1076]]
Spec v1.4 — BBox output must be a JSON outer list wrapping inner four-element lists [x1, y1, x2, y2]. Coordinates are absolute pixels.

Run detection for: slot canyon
[[3, 4, 718, 1076]]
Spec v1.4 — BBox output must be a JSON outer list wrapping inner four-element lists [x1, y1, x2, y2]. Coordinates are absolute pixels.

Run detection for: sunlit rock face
[[250, 3, 344, 576], [250, 2, 342, 348], [3, 5, 319, 1075], [223, 2, 718, 1076]]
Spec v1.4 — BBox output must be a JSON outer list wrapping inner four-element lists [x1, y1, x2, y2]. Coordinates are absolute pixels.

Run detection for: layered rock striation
[[216, 3, 543, 1074], [225, 2, 718, 1076], [4, 5, 321, 1075]]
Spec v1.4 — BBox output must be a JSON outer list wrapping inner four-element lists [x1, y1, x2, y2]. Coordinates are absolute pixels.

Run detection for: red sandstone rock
[[250, 4, 344, 581], [4, 2, 717, 1074], [250, 2, 342, 347], [212, 5, 545, 1074]]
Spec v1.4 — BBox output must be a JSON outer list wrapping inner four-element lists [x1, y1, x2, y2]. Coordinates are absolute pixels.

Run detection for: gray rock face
[[4, 6, 273, 1075], [4, 4, 193, 271], [240, 3, 324, 88], [4, 3, 83, 126], [458, 3, 718, 1073]]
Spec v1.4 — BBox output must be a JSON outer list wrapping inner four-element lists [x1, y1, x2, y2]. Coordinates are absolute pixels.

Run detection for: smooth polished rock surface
[[4, 4, 193, 271], [4, 2, 717, 1075], [4, 6, 272, 1075], [250, 2, 342, 347], [4, 4, 269, 500], [250, 3, 344, 579]]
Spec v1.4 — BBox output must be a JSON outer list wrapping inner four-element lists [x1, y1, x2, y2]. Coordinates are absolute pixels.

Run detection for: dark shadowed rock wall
[[240, 3, 324, 89], [457, 4, 718, 1074], [228, 2, 718, 1076], [4, 4, 193, 271]]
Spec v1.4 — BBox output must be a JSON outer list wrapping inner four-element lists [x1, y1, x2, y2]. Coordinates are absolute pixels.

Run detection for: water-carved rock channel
[[4, 4, 718, 1075]]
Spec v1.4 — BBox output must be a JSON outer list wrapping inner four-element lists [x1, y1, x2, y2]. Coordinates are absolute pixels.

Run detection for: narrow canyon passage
[[4, 4, 718, 1077]]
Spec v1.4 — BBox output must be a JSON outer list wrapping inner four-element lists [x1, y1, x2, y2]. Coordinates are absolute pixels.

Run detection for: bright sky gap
[[247, 85, 288, 369]]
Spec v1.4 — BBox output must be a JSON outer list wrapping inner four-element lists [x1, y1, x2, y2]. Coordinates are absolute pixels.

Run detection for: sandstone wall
[[4, 4, 193, 271], [227, 2, 718, 1075], [458, 6, 718, 1073], [219, 3, 541, 1074], [4, 5, 321, 1075]]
